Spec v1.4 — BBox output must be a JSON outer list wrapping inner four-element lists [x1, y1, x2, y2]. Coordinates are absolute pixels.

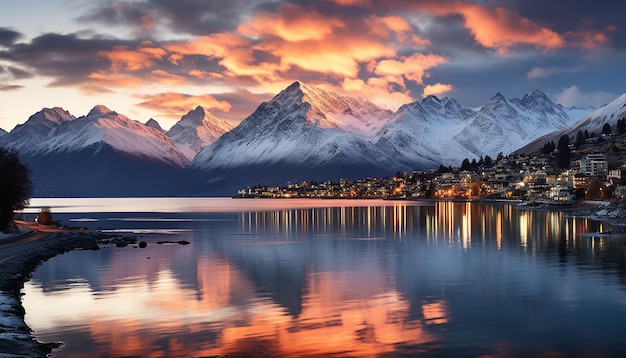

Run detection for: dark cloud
[[0, 32, 136, 86], [78, 0, 268, 36], [0, 84, 23, 92], [7, 66, 33, 79], [506, 0, 626, 48], [0, 27, 21, 47]]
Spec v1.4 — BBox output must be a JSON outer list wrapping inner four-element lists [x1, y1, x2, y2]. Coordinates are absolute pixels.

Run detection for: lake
[[21, 198, 626, 357]]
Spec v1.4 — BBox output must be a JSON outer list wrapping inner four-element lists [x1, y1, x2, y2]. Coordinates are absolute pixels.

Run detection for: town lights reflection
[[240, 203, 424, 240]]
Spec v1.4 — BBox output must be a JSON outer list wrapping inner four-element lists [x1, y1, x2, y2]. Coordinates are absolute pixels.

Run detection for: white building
[[580, 153, 608, 177]]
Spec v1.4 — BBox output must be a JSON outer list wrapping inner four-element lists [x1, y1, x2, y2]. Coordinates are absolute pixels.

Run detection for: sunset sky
[[0, 0, 624, 131]]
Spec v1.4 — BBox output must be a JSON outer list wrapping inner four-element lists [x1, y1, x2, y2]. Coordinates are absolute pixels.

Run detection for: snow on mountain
[[26, 105, 188, 167], [378, 89, 574, 167], [166, 106, 235, 160], [145, 118, 165, 133], [516, 92, 626, 154], [0, 105, 189, 196], [183, 82, 399, 195], [0, 107, 75, 153]]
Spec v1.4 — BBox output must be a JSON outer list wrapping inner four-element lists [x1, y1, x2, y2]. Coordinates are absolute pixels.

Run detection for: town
[[236, 126, 626, 203]]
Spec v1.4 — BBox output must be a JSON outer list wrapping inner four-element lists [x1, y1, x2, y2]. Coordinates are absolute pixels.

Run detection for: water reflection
[[22, 200, 626, 357]]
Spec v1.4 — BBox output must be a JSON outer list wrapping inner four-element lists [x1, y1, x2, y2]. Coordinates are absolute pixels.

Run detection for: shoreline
[[0, 227, 103, 357]]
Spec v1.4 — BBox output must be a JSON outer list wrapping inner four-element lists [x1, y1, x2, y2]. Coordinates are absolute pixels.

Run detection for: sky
[[0, 0, 625, 132]]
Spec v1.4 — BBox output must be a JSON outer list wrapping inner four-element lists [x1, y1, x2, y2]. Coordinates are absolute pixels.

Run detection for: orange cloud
[[374, 53, 447, 84], [136, 92, 232, 119], [149, 69, 186, 85], [87, 72, 144, 87], [365, 16, 430, 46], [381, 16, 412, 33], [422, 83, 454, 97], [415, 1, 564, 53], [265, 37, 395, 78], [186, 70, 223, 80], [341, 77, 413, 110], [331, 0, 373, 7], [238, 3, 345, 42], [99, 44, 167, 71]]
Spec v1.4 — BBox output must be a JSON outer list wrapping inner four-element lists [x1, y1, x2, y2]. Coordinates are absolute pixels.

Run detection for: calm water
[[21, 198, 626, 357]]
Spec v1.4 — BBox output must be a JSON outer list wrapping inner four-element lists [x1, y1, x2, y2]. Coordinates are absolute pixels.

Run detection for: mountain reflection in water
[[21, 199, 626, 357]]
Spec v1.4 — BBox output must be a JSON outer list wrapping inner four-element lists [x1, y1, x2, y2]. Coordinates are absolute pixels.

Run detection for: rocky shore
[[0, 231, 101, 357]]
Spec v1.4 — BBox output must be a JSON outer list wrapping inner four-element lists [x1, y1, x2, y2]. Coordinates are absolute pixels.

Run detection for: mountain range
[[0, 81, 604, 196]]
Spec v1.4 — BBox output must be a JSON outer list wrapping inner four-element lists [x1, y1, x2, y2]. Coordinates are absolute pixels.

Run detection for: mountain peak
[[87, 105, 114, 117], [180, 106, 210, 125], [490, 92, 506, 101], [145, 118, 164, 132], [166, 105, 234, 160], [529, 89, 547, 98]]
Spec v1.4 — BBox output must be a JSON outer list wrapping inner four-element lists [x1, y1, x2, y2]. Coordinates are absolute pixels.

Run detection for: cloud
[[374, 53, 447, 84], [554, 85, 617, 108], [136, 92, 232, 119], [99, 42, 167, 71], [0, 28, 21, 47], [0, 32, 134, 87], [238, 3, 345, 42], [526, 65, 586, 79], [0, 84, 22, 92], [331, 0, 373, 7], [423, 83, 454, 97], [78, 0, 265, 36]]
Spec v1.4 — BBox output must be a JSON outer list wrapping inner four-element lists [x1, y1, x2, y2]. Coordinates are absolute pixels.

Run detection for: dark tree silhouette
[[461, 158, 471, 171], [0, 148, 33, 232], [617, 118, 626, 135], [556, 134, 571, 169], [602, 123, 612, 136], [484, 155, 493, 167], [575, 130, 585, 148]]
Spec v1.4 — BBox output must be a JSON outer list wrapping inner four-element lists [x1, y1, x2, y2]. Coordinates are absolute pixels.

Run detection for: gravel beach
[[0, 226, 101, 357]]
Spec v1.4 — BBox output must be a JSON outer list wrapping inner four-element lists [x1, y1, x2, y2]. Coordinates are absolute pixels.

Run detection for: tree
[[617, 118, 626, 135], [542, 141, 555, 154], [484, 155, 493, 167], [461, 158, 471, 171], [0, 148, 33, 232], [575, 130, 585, 148], [555, 134, 571, 169], [602, 123, 612, 136]]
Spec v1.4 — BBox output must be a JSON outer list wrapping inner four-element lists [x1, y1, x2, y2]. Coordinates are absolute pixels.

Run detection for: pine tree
[[617, 118, 626, 134], [602, 123, 612, 136], [556, 134, 571, 169]]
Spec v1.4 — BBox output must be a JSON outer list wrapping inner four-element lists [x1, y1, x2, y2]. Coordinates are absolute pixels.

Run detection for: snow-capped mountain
[[145, 118, 165, 133], [183, 82, 398, 195], [0, 82, 598, 196], [378, 89, 577, 168], [516, 92, 626, 154], [3, 107, 75, 153], [0, 105, 188, 196], [166, 106, 235, 160], [182, 83, 586, 195]]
